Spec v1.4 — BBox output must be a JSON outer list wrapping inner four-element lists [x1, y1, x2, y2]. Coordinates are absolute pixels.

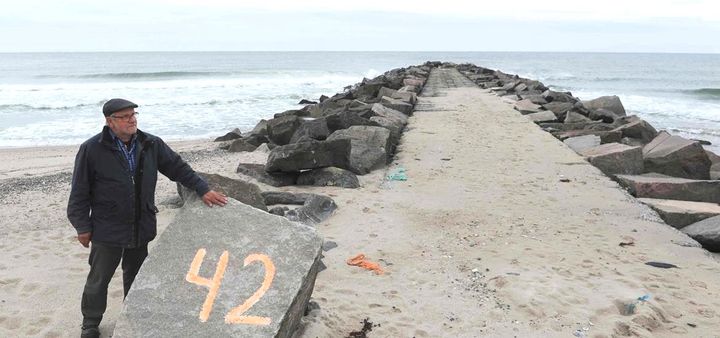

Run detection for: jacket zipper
[[133, 141, 150, 248]]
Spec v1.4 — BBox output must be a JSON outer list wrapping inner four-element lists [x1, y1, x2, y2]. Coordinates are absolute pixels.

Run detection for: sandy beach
[[2, 68, 720, 338]]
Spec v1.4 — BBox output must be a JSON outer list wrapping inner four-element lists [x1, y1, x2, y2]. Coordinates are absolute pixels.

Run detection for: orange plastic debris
[[346, 253, 384, 275]]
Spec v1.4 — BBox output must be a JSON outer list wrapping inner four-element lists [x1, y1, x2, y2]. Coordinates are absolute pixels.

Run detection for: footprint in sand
[[43, 330, 63, 338], [0, 277, 22, 290], [689, 280, 707, 289], [0, 316, 22, 330], [697, 308, 716, 318], [21, 282, 40, 293], [25, 325, 43, 336], [414, 329, 430, 337]]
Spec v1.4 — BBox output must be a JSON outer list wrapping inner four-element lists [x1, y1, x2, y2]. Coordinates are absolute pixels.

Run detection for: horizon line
[[0, 50, 718, 55]]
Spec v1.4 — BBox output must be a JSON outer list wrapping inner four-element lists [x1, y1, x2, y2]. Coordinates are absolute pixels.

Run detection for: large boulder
[[398, 85, 419, 93], [285, 195, 337, 225], [227, 139, 258, 153], [542, 90, 575, 103], [615, 173, 720, 203], [178, 173, 267, 211], [643, 132, 711, 179], [214, 128, 242, 142], [236, 163, 298, 187], [267, 115, 302, 145], [519, 94, 548, 105], [306, 98, 350, 118], [588, 108, 620, 123], [500, 81, 517, 91], [327, 126, 392, 175], [582, 95, 626, 117], [708, 150, 720, 179], [370, 103, 409, 126], [352, 81, 386, 101], [289, 118, 330, 144], [564, 135, 601, 153], [325, 111, 379, 133], [539, 121, 605, 132], [261, 192, 337, 225], [554, 130, 622, 144], [274, 109, 310, 119], [380, 96, 413, 115], [579, 143, 644, 176], [513, 82, 528, 93], [403, 76, 425, 87], [682, 216, 720, 252], [526, 111, 558, 123], [513, 99, 542, 115], [564, 111, 593, 124], [376, 87, 397, 100], [265, 139, 351, 173], [297, 167, 360, 188], [611, 118, 658, 144], [369, 103, 409, 142], [542, 102, 575, 119], [638, 198, 720, 229], [391, 91, 417, 105], [113, 198, 323, 338], [249, 120, 269, 136], [369, 116, 403, 144]]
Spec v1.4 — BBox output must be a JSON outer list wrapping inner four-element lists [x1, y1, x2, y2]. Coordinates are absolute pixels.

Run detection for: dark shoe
[[80, 325, 100, 338]]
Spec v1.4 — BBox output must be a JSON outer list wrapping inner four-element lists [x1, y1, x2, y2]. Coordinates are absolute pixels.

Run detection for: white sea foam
[[0, 69, 365, 147], [2, 52, 719, 149]]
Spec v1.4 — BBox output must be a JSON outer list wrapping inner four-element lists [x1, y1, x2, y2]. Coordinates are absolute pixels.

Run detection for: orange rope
[[346, 253, 384, 275]]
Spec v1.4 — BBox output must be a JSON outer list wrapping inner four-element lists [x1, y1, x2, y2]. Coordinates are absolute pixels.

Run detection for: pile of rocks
[[206, 63, 432, 223], [221, 63, 430, 186], [457, 63, 720, 252]]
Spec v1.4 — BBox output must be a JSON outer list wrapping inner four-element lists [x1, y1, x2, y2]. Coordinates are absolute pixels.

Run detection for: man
[[67, 98, 228, 338]]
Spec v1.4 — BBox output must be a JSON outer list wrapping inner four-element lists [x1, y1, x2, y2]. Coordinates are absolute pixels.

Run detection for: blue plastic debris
[[387, 167, 407, 181]]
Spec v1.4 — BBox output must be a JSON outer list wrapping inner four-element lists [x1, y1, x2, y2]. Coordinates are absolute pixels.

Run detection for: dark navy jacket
[[67, 126, 209, 248]]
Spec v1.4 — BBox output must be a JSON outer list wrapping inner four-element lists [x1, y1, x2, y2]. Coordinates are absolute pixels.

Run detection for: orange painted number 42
[[185, 248, 276, 325]]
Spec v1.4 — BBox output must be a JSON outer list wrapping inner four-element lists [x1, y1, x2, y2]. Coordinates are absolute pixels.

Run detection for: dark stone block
[[177, 172, 267, 211], [236, 163, 298, 187], [267, 115, 302, 145], [214, 128, 242, 142], [297, 167, 360, 188], [265, 139, 351, 173]]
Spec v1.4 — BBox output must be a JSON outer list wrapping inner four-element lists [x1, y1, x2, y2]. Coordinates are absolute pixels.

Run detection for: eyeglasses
[[110, 112, 139, 122]]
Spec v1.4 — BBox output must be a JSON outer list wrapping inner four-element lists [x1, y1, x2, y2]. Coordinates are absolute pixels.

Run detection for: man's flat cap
[[103, 98, 138, 116]]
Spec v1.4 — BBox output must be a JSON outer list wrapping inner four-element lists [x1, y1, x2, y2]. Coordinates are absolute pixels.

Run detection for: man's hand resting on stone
[[202, 190, 228, 207]]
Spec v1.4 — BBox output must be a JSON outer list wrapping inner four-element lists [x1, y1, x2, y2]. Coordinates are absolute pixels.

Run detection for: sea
[[1, 52, 719, 152]]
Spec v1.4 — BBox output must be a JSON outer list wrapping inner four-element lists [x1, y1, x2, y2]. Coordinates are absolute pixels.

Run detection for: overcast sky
[[1, 0, 718, 52]]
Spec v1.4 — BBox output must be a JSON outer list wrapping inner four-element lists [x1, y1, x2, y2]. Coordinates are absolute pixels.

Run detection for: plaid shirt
[[109, 129, 138, 174]]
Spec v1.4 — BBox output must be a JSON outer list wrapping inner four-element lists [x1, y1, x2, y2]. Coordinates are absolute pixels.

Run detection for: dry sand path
[[1, 68, 720, 338], [296, 68, 720, 337]]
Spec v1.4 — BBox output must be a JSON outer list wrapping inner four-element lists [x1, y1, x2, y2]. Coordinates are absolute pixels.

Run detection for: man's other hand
[[202, 190, 228, 207], [77, 232, 91, 248]]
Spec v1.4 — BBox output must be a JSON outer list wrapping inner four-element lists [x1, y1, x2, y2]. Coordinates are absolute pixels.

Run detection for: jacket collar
[[100, 126, 148, 148]]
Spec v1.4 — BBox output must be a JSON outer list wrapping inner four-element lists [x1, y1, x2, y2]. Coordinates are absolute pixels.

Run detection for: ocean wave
[[33, 69, 362, 81], [0, 101, 103, 111], [684, 88, 720, 100], [542, 73, 576, 81], [36, 71, 234, 80], [667, 127, 720, 135]]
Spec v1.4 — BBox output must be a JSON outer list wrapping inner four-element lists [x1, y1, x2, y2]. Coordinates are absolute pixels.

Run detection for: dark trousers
[[81, 242, 148, 327]]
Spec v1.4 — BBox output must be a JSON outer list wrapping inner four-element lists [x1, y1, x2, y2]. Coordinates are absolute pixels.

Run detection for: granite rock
[[114, 198, 323, 338]]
